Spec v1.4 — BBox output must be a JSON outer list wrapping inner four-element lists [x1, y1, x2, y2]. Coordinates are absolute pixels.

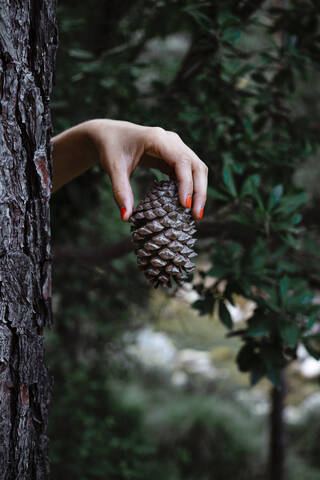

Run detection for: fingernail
[[199, 207, 204, 220], [121, 207, 126, 221], [186, 195, 192, 209]]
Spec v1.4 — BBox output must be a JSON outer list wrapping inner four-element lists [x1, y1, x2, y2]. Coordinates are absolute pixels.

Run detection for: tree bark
[[0, 1, 57, 478]]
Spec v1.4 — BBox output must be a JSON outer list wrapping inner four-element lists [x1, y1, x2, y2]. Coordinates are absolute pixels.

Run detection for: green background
[[49, 1, 320, 479]]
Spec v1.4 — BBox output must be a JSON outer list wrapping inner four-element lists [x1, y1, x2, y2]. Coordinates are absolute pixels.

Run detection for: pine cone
[[129, 179, 197, 288]]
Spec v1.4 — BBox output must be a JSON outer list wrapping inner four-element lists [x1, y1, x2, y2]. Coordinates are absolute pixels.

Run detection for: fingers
[[109, 165, 134, 222], [145, 127, 208, 219], [192, 162, 208, 220], [173, 158, 193, 210], [139, 154, 173, 176]]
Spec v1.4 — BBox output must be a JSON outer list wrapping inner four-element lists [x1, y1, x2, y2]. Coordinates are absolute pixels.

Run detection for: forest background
[[49, 1, 320, 479]]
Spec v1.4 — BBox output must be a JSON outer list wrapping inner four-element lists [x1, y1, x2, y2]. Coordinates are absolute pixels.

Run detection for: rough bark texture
[[0, 1, 57, 478]]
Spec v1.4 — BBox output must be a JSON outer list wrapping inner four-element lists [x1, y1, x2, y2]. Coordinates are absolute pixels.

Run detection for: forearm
[[51, 121, 98, 194]]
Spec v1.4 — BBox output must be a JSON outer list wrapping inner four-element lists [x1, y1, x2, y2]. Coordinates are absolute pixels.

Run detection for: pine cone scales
[[129, 180, 197, 288]]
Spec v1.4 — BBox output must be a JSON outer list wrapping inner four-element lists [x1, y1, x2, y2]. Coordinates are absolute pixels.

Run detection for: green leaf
[[217, 12, 239, 28], [279, 276, 288, 300], [279, 320, 300, 347], [275, 193, 307, 215], [149, 169, 168, 182], [183, 5, 211, 28], [236, 344, 258, 372], [68, 48, 94, 60], [247, 316, 270, 337], [249, 354, 267, 386], [268, 185, 283, 210], [292, 213, 302, 225], [272, 221, 299, 233], [207, 265, 227, 278], [99, 78, 116, 88], [240, 174, 261, 198], [281, 233, 298, 249], [222, 28, 242, 43], [222, 164, 237, 197], [230, 214, 253, 226], [207, 186, 229, 201], [276, 261, 298, 273], [304, 343, 320, 360], [305, 314, 318, 330], [192, 296, 215, 316], [219, 301, 233, 329], [233, 162, 244, 174], [215, 123, 225, 138], [244, 118, 254, 137], [302, 335, 320, 360]]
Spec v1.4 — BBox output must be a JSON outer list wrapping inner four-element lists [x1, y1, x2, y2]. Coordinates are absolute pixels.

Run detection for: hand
[[52, 119, 208, 221]]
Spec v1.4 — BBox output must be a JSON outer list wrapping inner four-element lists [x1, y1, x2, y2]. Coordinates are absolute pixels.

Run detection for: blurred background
[[49, 1, 320, 479]]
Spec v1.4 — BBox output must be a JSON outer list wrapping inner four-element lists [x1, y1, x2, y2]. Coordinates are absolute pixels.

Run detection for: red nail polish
[[121, 207, 126, 221], [199, 208, 204, 220], [186, 195, 192, 209]]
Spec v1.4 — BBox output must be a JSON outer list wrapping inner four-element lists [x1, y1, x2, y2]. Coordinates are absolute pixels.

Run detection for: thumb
[[109, 168, 134, 222]]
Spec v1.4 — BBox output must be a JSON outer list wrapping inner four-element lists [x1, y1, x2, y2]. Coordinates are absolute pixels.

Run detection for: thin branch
[[53, 238, 133, 264]]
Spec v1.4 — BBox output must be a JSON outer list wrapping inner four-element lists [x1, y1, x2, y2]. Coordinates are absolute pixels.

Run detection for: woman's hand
[[52, 119, 208, 221]]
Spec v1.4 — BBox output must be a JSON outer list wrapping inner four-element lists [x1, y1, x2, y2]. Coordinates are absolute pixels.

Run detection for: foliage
[[49, 0, 320, 477], [288, 406, 320, 473], [48, 364, 157, 480], [52, 0, 320, 386], [48, 356, 266, 480], [176, 1, 320, 386]]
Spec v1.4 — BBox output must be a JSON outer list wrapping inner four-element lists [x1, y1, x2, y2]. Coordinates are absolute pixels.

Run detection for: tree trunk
[[0, 1, 57, 478], [268, 370, 287, 480]]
